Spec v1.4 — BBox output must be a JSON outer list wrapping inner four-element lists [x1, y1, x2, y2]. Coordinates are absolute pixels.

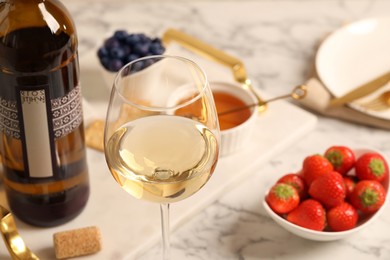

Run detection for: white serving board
[[0, 50, 317, 260]]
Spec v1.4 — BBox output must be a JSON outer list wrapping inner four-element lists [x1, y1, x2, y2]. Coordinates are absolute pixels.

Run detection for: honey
[[175, 90, 252, 131], [213, 91, 252, 130]]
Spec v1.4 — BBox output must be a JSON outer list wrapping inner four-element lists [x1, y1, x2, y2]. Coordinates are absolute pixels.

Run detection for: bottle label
[[51, 85, 83, 139], [0, 85, 83, 178], [0, 98, 20, 139], [20, 88, 54, 178]]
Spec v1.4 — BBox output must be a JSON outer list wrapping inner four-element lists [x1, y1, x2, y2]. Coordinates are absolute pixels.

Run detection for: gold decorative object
[[0, 205, 39, 260], [328, 71, 390, 107], [162, 28, 267, 113], [217, 85, 307, 116], [359, 90, 390, 111]]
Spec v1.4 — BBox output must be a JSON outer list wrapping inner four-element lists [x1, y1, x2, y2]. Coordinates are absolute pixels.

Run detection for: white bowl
[[166, 81, 258, 157], [101, 69, 116, 90], [263, 147, 389, 241], [210, 81, 258, 157]]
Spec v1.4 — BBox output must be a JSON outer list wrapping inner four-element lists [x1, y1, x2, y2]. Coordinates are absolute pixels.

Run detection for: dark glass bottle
[[0, 0, 90, 227]]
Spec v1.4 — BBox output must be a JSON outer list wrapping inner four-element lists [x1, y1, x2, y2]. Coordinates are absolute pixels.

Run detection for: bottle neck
[[0, 0, 75, 37]]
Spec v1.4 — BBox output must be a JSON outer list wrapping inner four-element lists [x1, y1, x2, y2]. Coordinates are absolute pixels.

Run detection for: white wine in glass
[[104, 55, 220, 259]]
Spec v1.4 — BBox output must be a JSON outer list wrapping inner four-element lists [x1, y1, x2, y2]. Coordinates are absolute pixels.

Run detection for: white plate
[[316, 17, 390, 120]]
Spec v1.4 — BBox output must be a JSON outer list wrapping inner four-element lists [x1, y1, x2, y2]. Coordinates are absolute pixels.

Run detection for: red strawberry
[[286, 199, 326, 231], [327, 202, 358, 231], [343, 176, 356, 200], [277, 173, 308, 199], [324, 146, 355, 175], [309, 171, 346, 208], [350, 180, 386, 214], [302, 154, 333, 186], [266, 183, 300, 214], [355, 153, 389, 183]]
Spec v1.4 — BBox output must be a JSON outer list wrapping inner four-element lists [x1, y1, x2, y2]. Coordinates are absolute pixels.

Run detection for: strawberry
[[302, 154, 333, 186], [309, 171, 346, 208], [350, 180, 386, 214], [343, 176, 356, 201], [324, 146, 355, 175], [327, 202, 358, 231], [286, 199, 326, 231], [266, 183, 300, 214], [355, 152, 389, 183], [277, 173, 308, 199]]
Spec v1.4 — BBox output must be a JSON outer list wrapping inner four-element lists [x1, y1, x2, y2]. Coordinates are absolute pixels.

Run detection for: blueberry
[[104, 36, 120, 49], [133, 43, 150, 56], [113, 30, 128, 42], [110, 47, 126, 59], [122, 45, 132, 56], [149, 42, 165, 55], [108, 59, 124, 72], [138, 33, 149, 43], [97, 47, 109, 58], [125, 34, 141, 46], [126, 53, 140, 63], [143, 59, 155, 69], [131, 61, 145, 72], [151, 37, 162, 44], [98, 31, 165, 72], [100, 56, 111, 70]]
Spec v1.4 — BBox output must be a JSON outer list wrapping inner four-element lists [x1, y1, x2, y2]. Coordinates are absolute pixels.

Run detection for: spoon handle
[[218, 85, 307, 116]]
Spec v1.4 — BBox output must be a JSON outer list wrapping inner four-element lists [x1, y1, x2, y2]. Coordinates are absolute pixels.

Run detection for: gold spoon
[[218, 85, 308, 116]]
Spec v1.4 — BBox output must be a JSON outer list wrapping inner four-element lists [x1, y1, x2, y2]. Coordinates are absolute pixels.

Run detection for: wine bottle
[[0, 0, 90, 227]]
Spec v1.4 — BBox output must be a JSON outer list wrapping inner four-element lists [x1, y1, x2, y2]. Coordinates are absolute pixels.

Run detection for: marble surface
[[64, 0, 390, 259]]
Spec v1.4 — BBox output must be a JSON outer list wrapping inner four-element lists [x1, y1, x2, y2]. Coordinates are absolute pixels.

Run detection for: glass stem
[[160, 203, 170, 260]]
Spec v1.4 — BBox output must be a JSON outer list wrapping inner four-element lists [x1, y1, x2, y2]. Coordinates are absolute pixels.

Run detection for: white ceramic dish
[[263, 148, 389, 241], [166, 81, 258, 157], [210, 81, 258, 157], [316, 17, 390, 120], [101, 66, 116, 90]]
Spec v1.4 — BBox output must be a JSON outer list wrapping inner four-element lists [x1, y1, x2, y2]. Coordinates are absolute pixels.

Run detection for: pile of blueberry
[[97, 30, 166, 72]]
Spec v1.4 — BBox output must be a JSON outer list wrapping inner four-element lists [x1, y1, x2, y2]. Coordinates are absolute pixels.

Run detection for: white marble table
[[63, 0, 390, 259]]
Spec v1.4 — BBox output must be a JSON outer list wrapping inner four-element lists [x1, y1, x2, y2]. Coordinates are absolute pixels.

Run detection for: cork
[[85, 120, 105, 152], [53, 226, 102, 259]]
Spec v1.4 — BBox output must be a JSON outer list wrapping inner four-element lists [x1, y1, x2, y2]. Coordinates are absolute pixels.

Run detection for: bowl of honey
[[169, 81, 258, 156], [210, 81, 258, 156]]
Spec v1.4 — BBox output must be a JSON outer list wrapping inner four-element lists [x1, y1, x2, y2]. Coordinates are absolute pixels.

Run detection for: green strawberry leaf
[[361, 188, 379, 207], [274, 184, 295, 200], [369, 159, 385, 177], [326, 151, 343, 167]]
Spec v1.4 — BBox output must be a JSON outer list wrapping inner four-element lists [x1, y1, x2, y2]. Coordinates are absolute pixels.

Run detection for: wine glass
[[104, 55, 220, 259]]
